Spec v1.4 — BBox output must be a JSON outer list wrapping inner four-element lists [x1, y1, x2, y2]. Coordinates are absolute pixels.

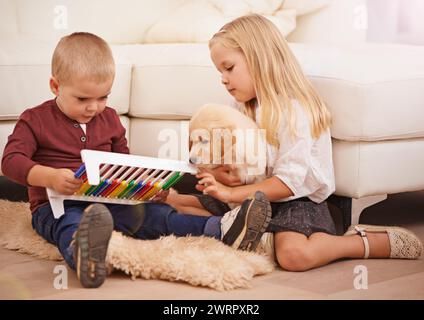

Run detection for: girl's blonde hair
[[209, 14, 331, 146]]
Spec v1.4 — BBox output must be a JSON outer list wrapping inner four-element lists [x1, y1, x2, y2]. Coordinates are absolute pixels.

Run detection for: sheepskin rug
[[0, 200, 274, 290]]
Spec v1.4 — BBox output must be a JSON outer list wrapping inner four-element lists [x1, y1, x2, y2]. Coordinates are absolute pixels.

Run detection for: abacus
[[47, 149, 197, 218]]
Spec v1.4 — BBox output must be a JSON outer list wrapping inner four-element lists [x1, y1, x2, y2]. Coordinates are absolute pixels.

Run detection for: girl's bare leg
[[274, 231, 390, 271], [165, 193, 212, 216]]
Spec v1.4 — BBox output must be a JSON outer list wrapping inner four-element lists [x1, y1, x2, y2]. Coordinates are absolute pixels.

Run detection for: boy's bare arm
[[27, 165, 82, 195]]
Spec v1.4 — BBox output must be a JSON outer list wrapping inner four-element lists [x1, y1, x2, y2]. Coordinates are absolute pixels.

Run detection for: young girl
[[168, 14, 423, 271]]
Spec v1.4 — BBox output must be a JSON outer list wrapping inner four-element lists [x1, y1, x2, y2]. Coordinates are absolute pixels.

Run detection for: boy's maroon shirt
[[1, 99, 129, 213]]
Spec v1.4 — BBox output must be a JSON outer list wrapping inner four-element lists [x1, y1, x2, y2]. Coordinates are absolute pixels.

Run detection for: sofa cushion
[[126, 43, 424, 142], [0, 39, 132, 119], [0, 0, 18, 38], [13, 0, 186, 44], [2, 40, 424, 142], [333, 138, 424, 198], [129, 118, 190, 160], [118, 115, 131, 146], [120, 44, 232, 119], [295, 43, 424, 142], [142, 0, 330, 44], [143, 0, 298, 43]]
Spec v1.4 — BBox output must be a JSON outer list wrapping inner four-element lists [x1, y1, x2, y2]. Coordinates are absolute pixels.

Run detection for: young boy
[[1, 32, 272, 289]]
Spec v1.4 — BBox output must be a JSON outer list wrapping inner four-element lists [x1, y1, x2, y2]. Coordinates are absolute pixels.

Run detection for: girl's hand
[[50, 168, 83, 195], [200, 166, 243, 187], [151, 189, 170, 203], [196, 172, 233, 203]]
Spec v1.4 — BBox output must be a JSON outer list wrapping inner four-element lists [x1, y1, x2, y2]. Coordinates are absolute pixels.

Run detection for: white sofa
[[1, 0, 423, 230]]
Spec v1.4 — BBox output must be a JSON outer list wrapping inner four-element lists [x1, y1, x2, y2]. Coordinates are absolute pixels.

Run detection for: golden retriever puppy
[[189, 103, 267, 185], [164, 103, 267, 215]]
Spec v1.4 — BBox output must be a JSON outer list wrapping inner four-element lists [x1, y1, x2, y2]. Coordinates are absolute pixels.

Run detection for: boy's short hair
[[52, 32, 115, 84]]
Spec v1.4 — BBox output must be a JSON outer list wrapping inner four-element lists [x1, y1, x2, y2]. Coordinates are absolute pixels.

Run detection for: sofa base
[[329, 194, 387, 232]]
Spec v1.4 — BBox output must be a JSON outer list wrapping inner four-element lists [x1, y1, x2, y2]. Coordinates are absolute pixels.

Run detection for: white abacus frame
[[47, 150, 197, 218]]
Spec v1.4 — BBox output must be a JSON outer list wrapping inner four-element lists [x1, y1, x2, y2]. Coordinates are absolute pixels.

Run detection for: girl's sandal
[[344, 224, 423, 259]]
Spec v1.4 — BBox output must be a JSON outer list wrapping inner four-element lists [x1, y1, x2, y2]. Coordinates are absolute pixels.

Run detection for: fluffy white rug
[[0, 200, 274, 291]]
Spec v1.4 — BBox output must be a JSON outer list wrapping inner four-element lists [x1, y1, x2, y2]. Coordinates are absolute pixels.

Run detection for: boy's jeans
[[32, 201, 222, 269]]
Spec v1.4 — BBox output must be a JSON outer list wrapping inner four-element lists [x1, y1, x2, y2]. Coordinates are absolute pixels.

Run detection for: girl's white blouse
[[233, 100, 335, 203]]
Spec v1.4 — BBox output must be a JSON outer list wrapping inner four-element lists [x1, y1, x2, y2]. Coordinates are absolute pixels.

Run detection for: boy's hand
[[49, 168, 83, 195], [196, 172, 233, 203]]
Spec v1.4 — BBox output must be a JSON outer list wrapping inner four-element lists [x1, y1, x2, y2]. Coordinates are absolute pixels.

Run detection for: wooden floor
[[1, 191, 424, 300]]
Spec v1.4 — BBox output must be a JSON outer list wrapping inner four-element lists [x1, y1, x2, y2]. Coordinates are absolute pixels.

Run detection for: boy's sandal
[[344, 224, 423, 259]]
